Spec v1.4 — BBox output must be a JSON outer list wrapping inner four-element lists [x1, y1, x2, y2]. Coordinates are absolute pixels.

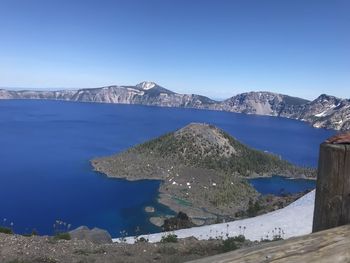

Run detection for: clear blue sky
[[0, 0, 349, 99]]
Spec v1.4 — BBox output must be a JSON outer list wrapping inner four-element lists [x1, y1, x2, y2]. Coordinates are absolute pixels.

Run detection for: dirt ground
[[0, 233, 257, 263]]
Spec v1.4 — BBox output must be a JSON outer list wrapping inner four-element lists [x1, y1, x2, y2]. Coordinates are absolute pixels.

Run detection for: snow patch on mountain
[[315, 110, 328, 117], [136, 81, 157, 90]]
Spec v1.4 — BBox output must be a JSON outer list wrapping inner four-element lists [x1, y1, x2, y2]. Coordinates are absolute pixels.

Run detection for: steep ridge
[[298, 94, 350, 130], [210, 92, 350, 130]]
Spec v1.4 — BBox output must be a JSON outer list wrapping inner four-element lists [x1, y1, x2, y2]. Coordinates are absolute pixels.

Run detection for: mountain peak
[[174, 123, 238, 157], [136, 81, 157, 90], [316, 94, 337, 100], [176, 122, 210, 131], [175, 123, 222, 140]]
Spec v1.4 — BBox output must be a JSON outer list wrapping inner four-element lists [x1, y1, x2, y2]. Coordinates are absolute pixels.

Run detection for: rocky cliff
[[0, 81, 215, 108], [210, 91, 308, 118], [297, 94, 350, 130], [1, 81, 349, 130], [210, 92, 350, 131]]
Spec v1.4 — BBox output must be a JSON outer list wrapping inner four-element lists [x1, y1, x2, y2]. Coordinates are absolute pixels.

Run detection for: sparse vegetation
[[53, 220, 71, 234], [160, 234, 178, 243], [260, 227, 285, 242], [220, 234, 247, 252], [53, 232, 71, 240], [51, 219, 71, 240], [0, 226, 13, 234], [125, 124, 315, 178], [247, 199, 262, 217], [23, 229, 39, 237], [231, 235, 246, 243], [118, 230, 128, 243], [211, 177, 256, 206], [221, 237, 239, 252], [0, 218, 14, 235], [136, 237, 149, 243], [0, 222, 291, 263], [93, 123, 315, 180]]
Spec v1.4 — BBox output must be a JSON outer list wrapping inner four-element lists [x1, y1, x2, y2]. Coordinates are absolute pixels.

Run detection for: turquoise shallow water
[[0, 100, 334, 237]]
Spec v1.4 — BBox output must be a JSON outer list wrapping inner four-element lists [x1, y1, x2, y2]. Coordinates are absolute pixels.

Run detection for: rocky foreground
[[0, 233, 254, 263], [1, 81, 349, 130], [92, 123, 315, 222], [0, 190, 316, 263]]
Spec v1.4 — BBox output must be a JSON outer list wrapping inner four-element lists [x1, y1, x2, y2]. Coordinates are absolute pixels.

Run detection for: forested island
[[92, 123, 315, 223]]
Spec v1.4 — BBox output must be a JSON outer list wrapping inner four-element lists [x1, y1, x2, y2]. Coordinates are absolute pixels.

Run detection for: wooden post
[[313, 142, 350, 232]]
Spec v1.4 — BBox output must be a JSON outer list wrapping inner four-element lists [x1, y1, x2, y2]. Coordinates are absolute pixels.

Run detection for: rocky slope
[[91, 123, 315, 221], [210, 92, 350, 131], [0, 81, 216, 108], [297, 94, 350, 130], [0, 232, 239, 263], [210, 91, 308, 117], [1, 82, 349, 130], [0, 89, 76, 100]]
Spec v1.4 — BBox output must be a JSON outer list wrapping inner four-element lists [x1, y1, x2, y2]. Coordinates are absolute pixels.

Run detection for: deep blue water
[[0, 100, 334, 237], [249, 176, 316, 196]]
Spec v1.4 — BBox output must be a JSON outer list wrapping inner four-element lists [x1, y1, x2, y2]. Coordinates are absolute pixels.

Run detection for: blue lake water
[[249, 176, 316, 196], [0, 100, 334, 237]]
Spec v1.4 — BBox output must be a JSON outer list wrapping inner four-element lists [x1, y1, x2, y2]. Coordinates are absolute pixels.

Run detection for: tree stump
[[313, 142, 350, 232]]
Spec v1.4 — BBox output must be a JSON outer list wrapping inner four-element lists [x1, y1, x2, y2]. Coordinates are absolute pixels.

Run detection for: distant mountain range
[[1, 81, 349, 131]]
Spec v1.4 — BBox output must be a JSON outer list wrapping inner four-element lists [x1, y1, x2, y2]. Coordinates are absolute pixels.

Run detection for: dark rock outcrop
[[162, 212, 195, 231]]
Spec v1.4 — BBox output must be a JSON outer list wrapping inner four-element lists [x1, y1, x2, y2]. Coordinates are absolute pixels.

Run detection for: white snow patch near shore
[[113, 190, 315, 244]]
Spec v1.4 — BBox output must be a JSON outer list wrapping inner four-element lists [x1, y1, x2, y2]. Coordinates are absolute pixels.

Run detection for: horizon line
[[0, 84, 345, 101]]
